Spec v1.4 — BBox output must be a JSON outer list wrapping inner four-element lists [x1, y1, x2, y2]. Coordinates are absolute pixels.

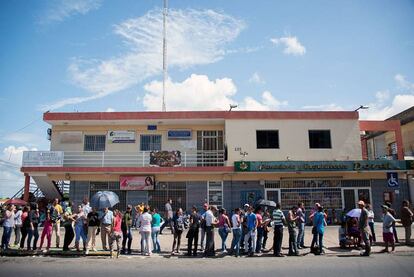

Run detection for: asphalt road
[[1, 253, 414, 277]]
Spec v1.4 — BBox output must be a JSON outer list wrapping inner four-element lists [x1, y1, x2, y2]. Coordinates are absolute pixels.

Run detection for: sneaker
[[85, 249, 89, 255], [93, 248, 97, 252]]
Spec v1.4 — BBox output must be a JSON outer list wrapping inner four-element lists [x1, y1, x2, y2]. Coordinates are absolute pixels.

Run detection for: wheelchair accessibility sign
[[387, 172, 399, 188]]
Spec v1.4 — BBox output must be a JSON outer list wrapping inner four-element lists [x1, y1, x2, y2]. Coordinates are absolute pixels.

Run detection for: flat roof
[[44, 111, 359, 123]]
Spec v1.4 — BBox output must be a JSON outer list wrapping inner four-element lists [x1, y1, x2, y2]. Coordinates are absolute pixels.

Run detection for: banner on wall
[[108, 131, 135, 143], [120, 176, 155, 190], [149, 151, 182, 167]]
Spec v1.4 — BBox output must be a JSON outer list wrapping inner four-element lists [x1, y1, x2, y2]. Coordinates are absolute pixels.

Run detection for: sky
[[0, 0, 414, 198]]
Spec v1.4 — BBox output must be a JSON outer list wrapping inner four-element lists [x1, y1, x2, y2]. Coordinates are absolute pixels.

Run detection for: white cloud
[[105, 107, 115, 112], [43, 9, 245, 111], [40, 0, 102, 24], [301, 103, 345, 111], [2, 132, 44, 147], [2, 145, 37, 165], [395, 74, 414, 91], [271, 36, 306, 56], [142, 74, 286, 111], [248, 72, 265, 84]]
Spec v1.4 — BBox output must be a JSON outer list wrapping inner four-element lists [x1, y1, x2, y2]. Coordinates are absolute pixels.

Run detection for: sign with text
[[107, 131, 135, 143], [22, 151, 64, 167], [235, 160, 408, 172], [167, 130, 192, 140], [120, 176, 155, 191]]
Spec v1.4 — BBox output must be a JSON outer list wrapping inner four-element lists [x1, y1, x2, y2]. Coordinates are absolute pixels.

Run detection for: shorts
[[383, 232, 394, 243]]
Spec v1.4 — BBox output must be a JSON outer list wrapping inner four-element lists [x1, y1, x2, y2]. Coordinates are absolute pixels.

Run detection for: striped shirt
[[272, 209, 285, 226]]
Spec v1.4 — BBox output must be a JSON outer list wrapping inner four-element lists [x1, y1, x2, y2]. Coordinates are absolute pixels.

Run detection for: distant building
[[20, 110, 414, 220]]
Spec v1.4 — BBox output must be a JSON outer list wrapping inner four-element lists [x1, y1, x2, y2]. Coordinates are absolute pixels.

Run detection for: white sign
[[108, 131, 135, 143], [22, 151, 64, 167]]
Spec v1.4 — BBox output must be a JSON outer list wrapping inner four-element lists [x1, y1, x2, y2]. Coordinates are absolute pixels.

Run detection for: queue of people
[[1, 197, 413, 259]]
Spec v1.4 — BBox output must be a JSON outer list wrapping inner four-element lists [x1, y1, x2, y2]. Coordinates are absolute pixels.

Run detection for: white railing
[[22, 150, 225, 167]]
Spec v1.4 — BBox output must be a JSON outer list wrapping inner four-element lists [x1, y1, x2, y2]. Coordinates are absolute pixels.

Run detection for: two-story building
[[20, 111, 413, 220]]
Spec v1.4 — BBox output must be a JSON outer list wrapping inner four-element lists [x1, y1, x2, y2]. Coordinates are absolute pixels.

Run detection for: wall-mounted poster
[[149, 151, 181, 167], [120, 176, 155, 190], [107, 131, 135, 143]]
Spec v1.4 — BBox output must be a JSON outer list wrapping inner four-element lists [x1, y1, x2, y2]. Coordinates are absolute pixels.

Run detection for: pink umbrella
[[4, 198, 27, 206]]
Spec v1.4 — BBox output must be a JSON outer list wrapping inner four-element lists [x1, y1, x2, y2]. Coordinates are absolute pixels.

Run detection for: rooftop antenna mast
[[162, 0, 168, 112]]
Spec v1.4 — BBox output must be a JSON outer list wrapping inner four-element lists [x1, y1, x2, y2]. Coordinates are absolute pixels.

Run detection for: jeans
[[172, 229, 182, 252], [244, 229, 257, 255], [256, 227, 264, 253], [318, 232, 324, 254], [218, 227, 229, 251], [204, 226, 215, 256], [288, 229, 298, 255], [152, 227, 161, 253], [200, 228, 206, 250], [1, 226, 13, 250], [263, 228, 269, 249], [297, 222, 305, 247], [141, 231, 152, 255], [273, 225, 283, 255], [187, 227, 199, 255], [361, 230, 371, 255], [75, 223, 87, 243], [122, 226, 133, 252], [392, 223, 399, 242], [14, 226, 21, 245], [160, 218, 172, 234], [27, 226, 39, 250], [368, 222, 376, 243], [230, 228, 242, 256], [404, 224, 412, 245]]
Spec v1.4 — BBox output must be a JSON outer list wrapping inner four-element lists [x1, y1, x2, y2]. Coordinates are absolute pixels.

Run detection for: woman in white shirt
[[230, 208, 242, 257], [367, 204, 376, 245], [14, 206, 23, 246], [139, 207, 153, 256]]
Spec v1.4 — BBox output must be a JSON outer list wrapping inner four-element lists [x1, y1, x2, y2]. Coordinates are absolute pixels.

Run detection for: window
[[140, 135, 162, 151], [256, 130, 279, 149], [208, 181, 223, 209], [84, 135, 106, 151], [308, 130, 331, 149]]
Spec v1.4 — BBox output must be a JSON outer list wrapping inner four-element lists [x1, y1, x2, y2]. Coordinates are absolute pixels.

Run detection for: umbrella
[[255, 199, 277, 208], [90, 191, 119, 209], [346, 208, 361, 218], [4, 198, 27, 206]]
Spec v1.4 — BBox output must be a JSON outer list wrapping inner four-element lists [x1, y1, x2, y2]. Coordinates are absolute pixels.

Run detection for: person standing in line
[[39, 210, 53, 252], [385, 202, 399, 243], [217, 208, 231, 254], [81, 197, 91, 215], [171, 208, 185, 255], [230, 208, 242, 257], [272, 203, 286, 257], [86, 207, 100, 254], [261, 210, 271, 251], [310, 203, 321, 253], [313, 206, 326, 255], [151, 208, 162, 253], [255, 206, 264, 253], [109, 209, 122, 258], [367, 204, 376, 245], [73, 205, 88, 251], [62, 202, 75, 251], [287, 206, 299, 256], [244, 206, 258, 257], [139, 206, 153, 256], [400, 200, 413, 246], [187, 206, 201, 256], [27, 203, 40, 251], [160, 199, 173, 235], [199, 203, 208, 251], [100, 207, 114, 251], [121, 205, 133, 255], [204, 205, 218, 257], [13, 206, 22, 246], [358, 201, 371, 256], [296, 202, 306, 249], [381, 205, 396, 253], [19, 206, 30, 249], [240, 204, 249, 252], [52, 198, 63, 248], [1, 204, 15, 251]]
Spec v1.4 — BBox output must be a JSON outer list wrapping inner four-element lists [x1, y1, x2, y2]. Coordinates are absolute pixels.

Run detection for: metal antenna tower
[[162, 0, 168, 112]]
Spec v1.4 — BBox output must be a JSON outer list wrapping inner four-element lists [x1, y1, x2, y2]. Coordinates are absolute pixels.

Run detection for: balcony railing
[[22, 150, 225, 167]]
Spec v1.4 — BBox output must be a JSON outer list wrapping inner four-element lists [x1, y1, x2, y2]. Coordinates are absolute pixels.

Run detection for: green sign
[[235, 160, 409, 172]]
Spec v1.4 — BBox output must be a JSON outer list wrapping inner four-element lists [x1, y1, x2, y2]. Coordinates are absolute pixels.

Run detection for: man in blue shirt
[[244, 206, 257, 257]]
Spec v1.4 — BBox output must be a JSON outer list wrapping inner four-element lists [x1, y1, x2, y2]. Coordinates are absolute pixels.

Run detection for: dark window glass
[[308, 130, 332, 149], [84, 135, 106, 151], [256, 130, 279, 149], [140, 135, 162, 151]]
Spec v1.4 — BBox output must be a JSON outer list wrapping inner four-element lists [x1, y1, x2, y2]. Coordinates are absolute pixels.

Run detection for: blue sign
[[387, 172, 399, 188], [167, 130, 192, 140], [147, 125, 157, 131]]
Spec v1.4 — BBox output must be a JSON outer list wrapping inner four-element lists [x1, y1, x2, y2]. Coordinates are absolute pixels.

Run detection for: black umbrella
[[255, 199, 277, 208]]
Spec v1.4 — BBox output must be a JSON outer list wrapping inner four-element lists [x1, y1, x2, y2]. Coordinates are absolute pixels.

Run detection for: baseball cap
[[244, 203, 250, 208], [381, 204, 389, 210], [358, 200, 365, 206]]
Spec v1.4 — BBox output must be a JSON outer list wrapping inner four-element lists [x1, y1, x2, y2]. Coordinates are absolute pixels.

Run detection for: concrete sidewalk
[[1, 224, 413, 257]]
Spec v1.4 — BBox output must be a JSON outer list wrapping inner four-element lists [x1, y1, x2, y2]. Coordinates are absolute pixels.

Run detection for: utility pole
[[162, 0, 168, 112]]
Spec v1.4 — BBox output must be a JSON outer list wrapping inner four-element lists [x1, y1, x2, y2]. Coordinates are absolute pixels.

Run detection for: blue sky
[[1, 0, 414, 197]]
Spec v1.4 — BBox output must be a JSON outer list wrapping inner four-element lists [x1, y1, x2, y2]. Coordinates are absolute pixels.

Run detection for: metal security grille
[[264, 181, 281, 188], [140, 135, 162, 151], [197, 130, 224, 166], [148, 182, 186, 213], [281, 188, 342, 211], [89, 181, 127, 211], [341, 180, 371, 187], [208, 181, 223, 209], [84, 135, 106, 151]]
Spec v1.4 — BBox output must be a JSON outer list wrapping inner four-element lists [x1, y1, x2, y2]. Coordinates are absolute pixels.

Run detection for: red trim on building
[[44, 111, 359, 122], [21, 166, 234, 174]]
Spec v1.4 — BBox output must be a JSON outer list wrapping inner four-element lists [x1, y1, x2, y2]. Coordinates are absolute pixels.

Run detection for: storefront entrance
[[342, 188, 371, 211], [265, 188, 280, 204]]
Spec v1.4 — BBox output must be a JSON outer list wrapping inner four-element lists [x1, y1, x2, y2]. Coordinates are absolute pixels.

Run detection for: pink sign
[[120, 176, 155, 191]]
